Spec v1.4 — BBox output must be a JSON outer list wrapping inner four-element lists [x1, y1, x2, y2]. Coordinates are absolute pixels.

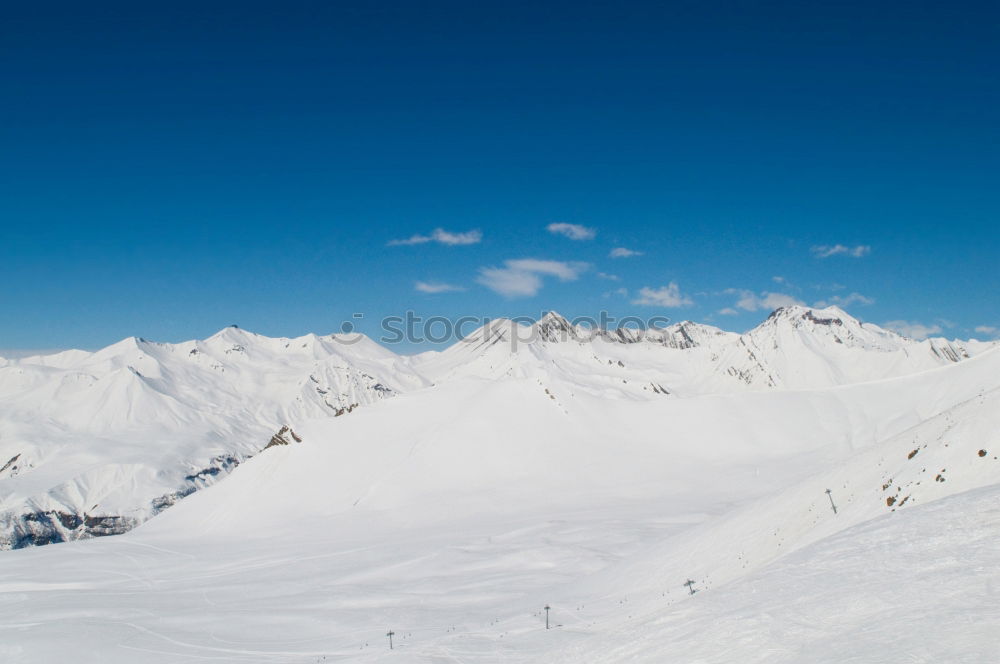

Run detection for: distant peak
[[766, 305, 855, 326], [534, 311, 579, 342], [539, 311, 570, 324], [207, 325, 257, 344]]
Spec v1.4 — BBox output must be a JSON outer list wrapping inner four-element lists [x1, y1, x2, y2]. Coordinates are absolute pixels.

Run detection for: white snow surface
[[0, 306, 998, 661]]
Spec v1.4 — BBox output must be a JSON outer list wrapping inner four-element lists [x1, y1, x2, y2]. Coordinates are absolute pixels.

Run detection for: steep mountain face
[[0, 308, 992, 550]]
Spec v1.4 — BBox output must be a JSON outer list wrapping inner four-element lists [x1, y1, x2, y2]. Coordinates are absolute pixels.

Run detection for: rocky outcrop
[[264, 426, 303, 449], [4, 509, 139, 549]]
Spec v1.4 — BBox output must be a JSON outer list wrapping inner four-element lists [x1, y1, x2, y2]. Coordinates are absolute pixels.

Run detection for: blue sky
[[2, 0, 998, 352]]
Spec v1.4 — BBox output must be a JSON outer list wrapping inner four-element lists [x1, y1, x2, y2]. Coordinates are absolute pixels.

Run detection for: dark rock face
[[264, 425, 303, 449], [0, 453, 20, 476], [802, 310, 844, 327], [11, 510, 138, 549], [333, 404, 358, 417]]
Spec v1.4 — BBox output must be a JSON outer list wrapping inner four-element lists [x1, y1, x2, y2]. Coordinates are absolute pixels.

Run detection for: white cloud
[[974, 325, 999, 338], [477, 268, 542, 297], [504, 259, 586, 280], [476, 259, 589, 298], [546, 222, 596, 240], [811, 244, 871, 258], [772, 276, 787, 284], [597, 272, 620, 281], [389, 228, 483, 246], [882, 320, 943, 340], [631, 283, 693, 307], [725, 289, 804, 312], [718, 307, 739, 316], [603, 287, 629, 299], [759, 292, 804, 309], [414, 281, 465, 294], [609, 247, 642, 258], [813, 292, 875, 308]]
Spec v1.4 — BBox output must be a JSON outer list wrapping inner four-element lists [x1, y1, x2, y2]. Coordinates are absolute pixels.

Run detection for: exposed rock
[[264, 426, 303, 450], [0, 453, 21, 477]]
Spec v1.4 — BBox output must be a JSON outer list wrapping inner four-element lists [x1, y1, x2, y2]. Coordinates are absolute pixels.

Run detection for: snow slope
[[556, 483, 1000, 664]]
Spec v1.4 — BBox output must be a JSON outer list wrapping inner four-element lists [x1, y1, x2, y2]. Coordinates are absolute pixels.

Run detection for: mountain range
[[0, 305, 992, 550], [1, 305, 999, 662]]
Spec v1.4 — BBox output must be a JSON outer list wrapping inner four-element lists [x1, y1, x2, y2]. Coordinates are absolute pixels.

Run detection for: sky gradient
[[2, 1, 998, 352]]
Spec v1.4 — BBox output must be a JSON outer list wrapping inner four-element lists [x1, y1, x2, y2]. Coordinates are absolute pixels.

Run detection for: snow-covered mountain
[[0, 306, 991, 551], [0, 326, 427, 549], [711, 305, 982, 389], [0, 318, 997, 662]]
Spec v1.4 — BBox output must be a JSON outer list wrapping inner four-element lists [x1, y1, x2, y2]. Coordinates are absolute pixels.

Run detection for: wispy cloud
[[813, 292, 875, 308], [725, 289, 804, 312], [609, 247, 642, 258], [546, 223, 596, 241], [596, 272, 620, 281], [414, 281, 465, 294], [811, 244, 871, 258], [477, 259, 589, 297], [632, 283, 693, 307], [389, 228, 483, 246], [882, 320, 943, 340], [718, 307, 740, 316], [974, 325, 999, 338]]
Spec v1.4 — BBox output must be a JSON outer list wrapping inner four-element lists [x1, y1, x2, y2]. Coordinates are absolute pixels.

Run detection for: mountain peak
[[534, 311, 579, 342], [750, 305, 910, 354], [763, 304, 863, 329], [207, 326, 258, 345], [538, 310, 570, 324]]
